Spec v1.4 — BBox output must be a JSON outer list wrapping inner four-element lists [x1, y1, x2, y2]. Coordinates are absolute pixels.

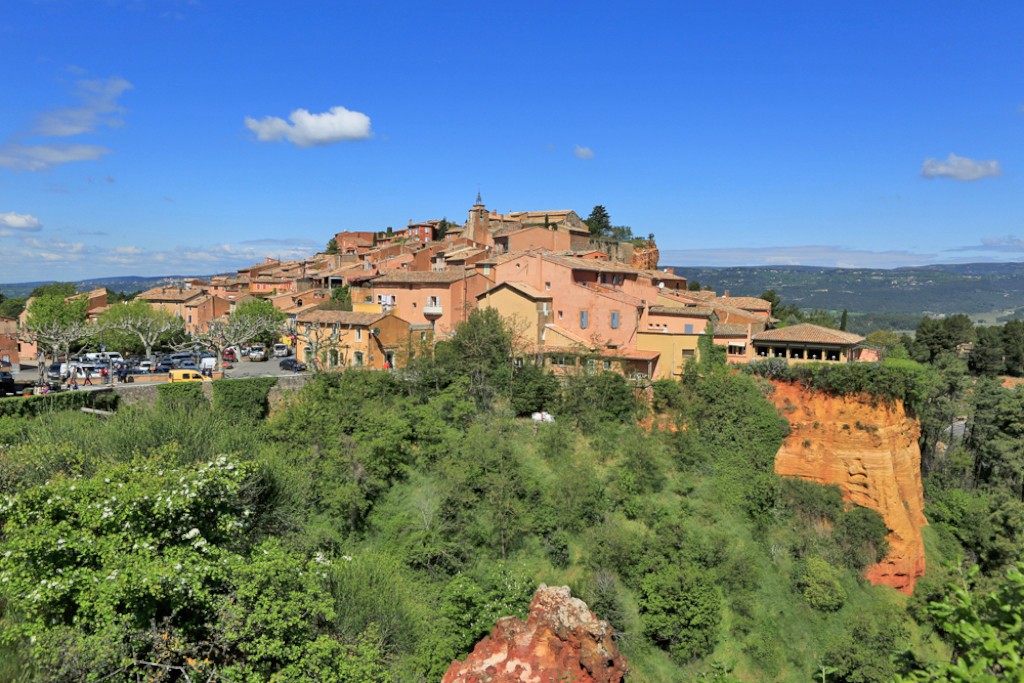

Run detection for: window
[[681, 349, 696, 358], [483, 265, 491, 275], [603, 360, 612, 370], [545, 282, 551, 291], [610, 311, 620, 329], [580, 310, 589, 329], [684, 323, 694, 334], [354, 351, 364, 366], [558, 311, 563, 320], [356, 329, 363, 341]]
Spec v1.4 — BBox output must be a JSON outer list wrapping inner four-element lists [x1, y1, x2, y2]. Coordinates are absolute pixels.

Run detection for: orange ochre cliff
[[769, 381, 927, 594], [442, 585, 628, 683]]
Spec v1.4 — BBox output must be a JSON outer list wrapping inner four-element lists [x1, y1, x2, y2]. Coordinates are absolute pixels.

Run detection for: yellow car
[[167, 369, 211, 383]]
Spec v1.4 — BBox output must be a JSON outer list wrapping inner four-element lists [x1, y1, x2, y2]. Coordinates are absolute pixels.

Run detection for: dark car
[[279, 358, 307, 372], [0, 371, 16, 395], [47, 363, 63, 380]]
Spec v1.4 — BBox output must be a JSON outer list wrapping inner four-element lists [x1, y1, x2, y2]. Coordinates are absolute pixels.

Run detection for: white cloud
[[920, 153, 1001, 181], [34, 77, 133, 137], [573, 144, 595, 160], [0, 142, 112, 171], [0, 212, 42, 231], [245, 106, 373, 147], [948, 235, 1024, 253]]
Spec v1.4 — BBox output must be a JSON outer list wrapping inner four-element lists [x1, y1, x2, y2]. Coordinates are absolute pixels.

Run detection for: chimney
[[724, 290, 730, 296]]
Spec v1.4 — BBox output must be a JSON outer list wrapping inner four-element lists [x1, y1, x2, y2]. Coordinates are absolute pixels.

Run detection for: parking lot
[[8, 356, 307, 389]]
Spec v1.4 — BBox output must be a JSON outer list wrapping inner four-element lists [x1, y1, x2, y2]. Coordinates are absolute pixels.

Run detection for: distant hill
[[669, 262, 1024, 331], [0, 274, 219, 299]]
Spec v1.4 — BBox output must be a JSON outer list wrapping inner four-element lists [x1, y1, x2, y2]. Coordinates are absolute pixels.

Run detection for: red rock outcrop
[[442, 585, 628, 683], [769, 381, 927, 594], [630, 242, 659, 270]]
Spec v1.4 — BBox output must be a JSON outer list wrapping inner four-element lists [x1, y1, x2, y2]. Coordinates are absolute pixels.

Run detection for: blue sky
[[2, 1, 1023, 282]]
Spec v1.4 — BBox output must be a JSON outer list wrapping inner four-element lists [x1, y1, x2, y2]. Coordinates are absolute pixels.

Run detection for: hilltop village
[[2, 196, 876, 377]]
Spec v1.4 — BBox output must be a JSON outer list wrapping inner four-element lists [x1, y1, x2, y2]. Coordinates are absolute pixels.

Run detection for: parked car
[[279, 358, 307, 372], [249, 344, 267, 362], [0, 371, 16, 395], [222, 348, 237, 362], [168, 369, 211, 383], [273, 343, 291, 358], [47, 363, 62, 380], [176, 359, 199, 371]]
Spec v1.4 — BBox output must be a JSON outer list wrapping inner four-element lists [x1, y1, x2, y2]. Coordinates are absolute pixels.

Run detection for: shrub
[[835, 506, 889, 570], [0, 389, 118, 419], [509, 364, 559, 416], [155, 381, 207, 411], [652, 378, 685, 412], [796, 556, 846, 611], [212, 377, 278, 423], [639, 563, 722, 663]]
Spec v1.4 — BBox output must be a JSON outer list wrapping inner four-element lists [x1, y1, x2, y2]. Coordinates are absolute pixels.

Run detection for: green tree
[[840, 309, 849, 331], [688, 280, 702, 291], [22, 293, 92, 362], [325, 236, 340, 254], [899, 564, 1024, 683], [28, 282, 77, 299], [97, 299, 184, 360], [230, 297, 287, 348], [796, 557, 846, 611], [639, 563, 722, 663], [444, 307, 514, 409], [0, 296, 26, 319], [585, 205, 612, 237]]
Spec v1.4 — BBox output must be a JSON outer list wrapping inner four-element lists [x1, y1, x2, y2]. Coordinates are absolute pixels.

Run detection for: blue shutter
[[611, 312, 620, 329], [580, 311, 589, 329]]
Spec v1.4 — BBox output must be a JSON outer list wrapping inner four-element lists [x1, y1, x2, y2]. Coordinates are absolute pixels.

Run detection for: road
[[9, 357, 307, 387]]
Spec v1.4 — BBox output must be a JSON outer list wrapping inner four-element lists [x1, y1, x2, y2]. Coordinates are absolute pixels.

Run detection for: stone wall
[[113, 374, 311, 409]]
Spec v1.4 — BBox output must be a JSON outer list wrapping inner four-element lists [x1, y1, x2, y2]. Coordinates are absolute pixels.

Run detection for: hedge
[[0, 389, 119, 418], [744, 358, 935, 411], [156, 382, 208, 411], [212, 377, 278, 422]]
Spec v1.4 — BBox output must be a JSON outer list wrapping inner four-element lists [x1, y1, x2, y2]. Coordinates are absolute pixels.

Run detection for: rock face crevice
[[442, 585, 628, 683], [769, 382, 927, 594]]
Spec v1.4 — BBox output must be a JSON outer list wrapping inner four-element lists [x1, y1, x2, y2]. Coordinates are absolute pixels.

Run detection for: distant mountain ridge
[[0, 274, 219, 299], [669, 262, 1024, 318]]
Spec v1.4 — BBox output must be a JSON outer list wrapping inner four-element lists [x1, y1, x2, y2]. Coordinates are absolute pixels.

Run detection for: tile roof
[[752, 323, 864, 345], [714, 323, 758, 336], [297, 310, 386, 326], [720, 296, 773, 312], [648, 305, 714, 317], [139, 286, 204, 302], [372, 269, 473, 285], [478, 281, 552, 301]]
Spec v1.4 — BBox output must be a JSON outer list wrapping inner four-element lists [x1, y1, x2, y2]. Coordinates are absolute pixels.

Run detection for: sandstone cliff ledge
[[769, 381, 927, 594], [442, 585, 628, 683]]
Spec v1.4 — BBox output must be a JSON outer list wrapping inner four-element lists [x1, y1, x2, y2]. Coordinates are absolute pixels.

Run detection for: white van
[[60, 363, 102, 379], [273, 343, 290, 358], [199, 356, 217, 372]]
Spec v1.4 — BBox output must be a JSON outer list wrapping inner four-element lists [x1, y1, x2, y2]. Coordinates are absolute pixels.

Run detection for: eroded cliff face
[[442, 585, 628, 683], [769, 381, 927, 594]]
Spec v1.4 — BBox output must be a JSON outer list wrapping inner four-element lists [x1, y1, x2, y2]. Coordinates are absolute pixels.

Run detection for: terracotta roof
[[544, 324, 595, 349], [720, 296, 773, 312], [297, 310, 385, 326], [714, 323, 756, 336], [589, 285, 646, 307], [648, 305, 714, 318], [372, 269, 472, 285], [599, 348, 660, 361], [139, 286, 204, 303], [478, 281, 552, 301], [752, 323, 864, 345]]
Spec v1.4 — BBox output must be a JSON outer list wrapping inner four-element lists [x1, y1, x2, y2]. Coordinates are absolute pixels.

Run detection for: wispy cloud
[[920, 153, 1001, 181], [245, 105, 373, 147], [573, 144, 595, 160], [0, 75, 131, 172], [947, 235, 1024, 253], [240, 237, 318, 246], [0, 212, 42, 231], [34, 77, 133, 137], [0, 236, 318, 283], [0, 143, 112, 172]]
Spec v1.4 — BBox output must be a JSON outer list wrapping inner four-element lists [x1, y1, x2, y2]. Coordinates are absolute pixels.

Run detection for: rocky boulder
[[441, 584, 628, 683]]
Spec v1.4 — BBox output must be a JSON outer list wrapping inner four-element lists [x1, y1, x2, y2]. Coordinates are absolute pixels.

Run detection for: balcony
[[423, 304, 443, 318]]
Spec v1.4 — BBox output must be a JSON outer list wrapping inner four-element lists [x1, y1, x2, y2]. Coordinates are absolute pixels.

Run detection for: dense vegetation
[[1, 309, 1022, 681]]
